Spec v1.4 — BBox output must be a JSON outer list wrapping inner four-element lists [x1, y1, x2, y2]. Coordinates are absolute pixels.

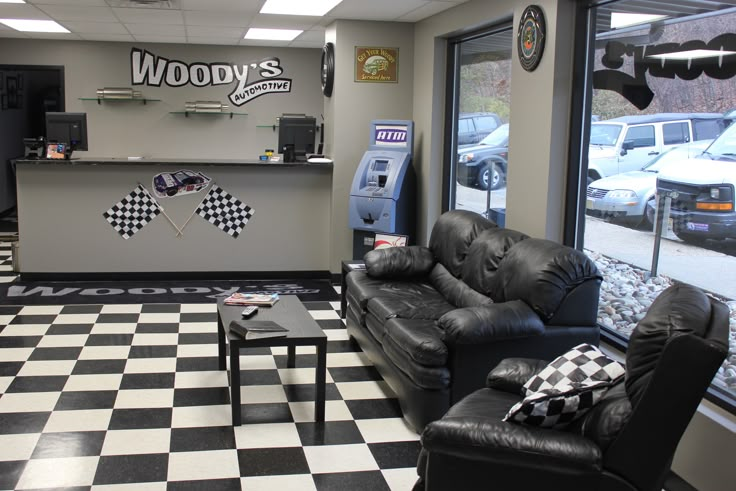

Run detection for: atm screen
[[373, 160, 389, 172]]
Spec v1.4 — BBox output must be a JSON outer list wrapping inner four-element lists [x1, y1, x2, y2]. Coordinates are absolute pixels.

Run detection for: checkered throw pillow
[[503, 344, 625, 428]]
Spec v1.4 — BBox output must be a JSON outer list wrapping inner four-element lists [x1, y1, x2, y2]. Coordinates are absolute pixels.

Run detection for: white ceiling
[[0, 0, 470, 47]]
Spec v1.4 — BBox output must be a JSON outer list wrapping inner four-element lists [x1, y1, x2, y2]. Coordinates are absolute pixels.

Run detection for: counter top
[[15, 157, 333, 168]]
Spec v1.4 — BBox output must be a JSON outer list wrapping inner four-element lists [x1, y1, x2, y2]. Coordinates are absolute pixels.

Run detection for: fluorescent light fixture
[[647, 49, 736, 61], [244, 28, 302, 41], [0, 18, 69, 33], [610, 12, 668, 29], [0, 1, 27, 4], [260, 0, 343, 16]]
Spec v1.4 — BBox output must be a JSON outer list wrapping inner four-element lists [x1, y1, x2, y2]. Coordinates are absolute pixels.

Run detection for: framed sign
[[517, 5, 546, 72], [355, 47, 398, 83]]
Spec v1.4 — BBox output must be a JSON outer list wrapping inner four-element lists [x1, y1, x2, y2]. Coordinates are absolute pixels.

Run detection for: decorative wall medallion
[[321, 42, 335, 97], [517, 5, 546, 72]]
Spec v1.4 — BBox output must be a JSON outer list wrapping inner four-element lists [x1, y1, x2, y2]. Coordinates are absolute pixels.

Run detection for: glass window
[[663, 122, 688, 145], [623, 125, 655, 147], [476, 116, 500, 132], [694, 119, 725, 140]]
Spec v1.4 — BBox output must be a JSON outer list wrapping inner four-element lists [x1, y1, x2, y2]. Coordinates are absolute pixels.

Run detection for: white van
[[588, 113, 725, 183], [656, 121, 736, 244]]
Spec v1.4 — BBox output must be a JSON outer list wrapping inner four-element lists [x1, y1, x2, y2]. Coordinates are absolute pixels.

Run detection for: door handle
[[648, 151, 660, 155]]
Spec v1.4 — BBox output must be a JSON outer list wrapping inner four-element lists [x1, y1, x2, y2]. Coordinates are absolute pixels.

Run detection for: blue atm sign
[[374, 125, 408, 147]]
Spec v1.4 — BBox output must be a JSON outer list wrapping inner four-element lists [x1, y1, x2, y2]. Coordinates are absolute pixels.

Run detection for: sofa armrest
[[439, 300, 545, 345], [364, 245, 435, 278], [486, 358, 550, 394], [422, 416, 602, 470]]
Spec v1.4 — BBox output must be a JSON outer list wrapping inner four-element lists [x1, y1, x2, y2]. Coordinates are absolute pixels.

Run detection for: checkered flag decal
[[103, 184, 161, 240], [196, 185, 254, 238], [522, 344, 625, 396]]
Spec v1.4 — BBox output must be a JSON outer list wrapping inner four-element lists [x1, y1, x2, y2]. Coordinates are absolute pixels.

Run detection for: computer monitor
[[45, 112, 88, 152], [278, 115, 316, 162]]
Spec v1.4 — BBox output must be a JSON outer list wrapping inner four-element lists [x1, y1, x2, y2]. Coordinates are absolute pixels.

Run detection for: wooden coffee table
[[217, 295, 328, 426]]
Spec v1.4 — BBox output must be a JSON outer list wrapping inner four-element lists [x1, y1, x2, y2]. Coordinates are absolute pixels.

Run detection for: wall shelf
[[79, 97, 160, 105], [170, 111, 248, 119]]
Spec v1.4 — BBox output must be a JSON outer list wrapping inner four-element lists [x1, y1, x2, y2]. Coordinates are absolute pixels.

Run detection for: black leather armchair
[[415, 283, 729, 491]]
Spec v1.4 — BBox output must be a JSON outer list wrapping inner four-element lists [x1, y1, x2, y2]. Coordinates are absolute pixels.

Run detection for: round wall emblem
[[321, 42, 335, 97], [517, 5, 546, 72]]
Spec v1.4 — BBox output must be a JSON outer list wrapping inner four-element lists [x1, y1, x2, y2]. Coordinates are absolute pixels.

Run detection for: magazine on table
[[224, 292, 280, 306]]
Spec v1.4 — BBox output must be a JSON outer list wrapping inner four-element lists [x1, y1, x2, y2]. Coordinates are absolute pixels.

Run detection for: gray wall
[[0, 38, 323, 160]]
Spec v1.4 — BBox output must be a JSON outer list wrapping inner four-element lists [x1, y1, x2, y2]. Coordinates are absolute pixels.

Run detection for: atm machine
[[349, 120, 415, 259]]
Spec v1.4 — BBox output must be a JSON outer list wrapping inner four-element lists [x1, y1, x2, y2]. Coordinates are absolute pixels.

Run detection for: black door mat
[[0, 278, 338, 305]]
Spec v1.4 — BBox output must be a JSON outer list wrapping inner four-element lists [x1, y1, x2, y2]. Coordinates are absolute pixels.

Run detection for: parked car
[[457, 123, 509, 190], [656, 121, 736, 244], [457, 112, 503, 147], [587, 113, 726, 184], [586, 141, 711, 227], [153, 169, 211, 198]]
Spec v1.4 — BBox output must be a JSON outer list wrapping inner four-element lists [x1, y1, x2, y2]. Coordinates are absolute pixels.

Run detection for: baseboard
[[18, 270, 333, 282]]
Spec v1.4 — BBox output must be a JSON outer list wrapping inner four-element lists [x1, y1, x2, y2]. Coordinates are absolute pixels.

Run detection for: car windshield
[[703, 122, 736, 161], [173, 172, 190, 181], [590, 123, 622, 146], [478, 124, 509, 146]]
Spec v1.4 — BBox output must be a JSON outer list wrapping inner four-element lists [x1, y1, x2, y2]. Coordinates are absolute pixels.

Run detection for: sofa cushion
[[382, 318, 448, 367], [346, 270, 436, 311], [364, 245, 435, 278], [429, 210, 497, 277], [429, 263, 494, 308], [490, 239, 601, 321], [383, 333, 451, 390], [367, 294, 455, 322], [461, 228, 529, 296]]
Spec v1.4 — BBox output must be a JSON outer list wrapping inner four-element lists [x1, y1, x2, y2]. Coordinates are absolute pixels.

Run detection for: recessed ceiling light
[[647, 49, 736, 61], [260, 0, 343, 17], [0, 19, 69, 33], [610, 12, 668, 29], [244, 28, 302, 41], [0, 1, 27, 4]]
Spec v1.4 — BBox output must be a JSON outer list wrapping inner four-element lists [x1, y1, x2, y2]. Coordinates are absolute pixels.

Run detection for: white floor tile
[[101, 428, 171, 455], [174, 370, 228, 389], [237, 354, 278, 370], [383, 467, 421, 491], [0, 314, 15, 325], [177, 343, 218, 358], [304, 444, 379, 474], [0, 392, 60, 413], [132, 333, 179, 346], [309, 310, 340, 320], [180, 304, 217, 313], [171, 405, 232, 428], [100, 305, 143, 314], [0, 433, 41, 461], [0, 376, 11, 393], [325, 329, 350, 341], [138, 312, 181, 323], [92, 482, 167, 491], [44, 409, 113, 433], [233, 422, 301, 449], [17, 360, 77, 376], [356, 418, 420, 443], [0, 347, 33, 362], [53, 313, 100, 324], [90, 323, 138, 334], [289, 400, 353, 422], [16, 456, 99, 489], [36, 334, 89, 348], [179, 322, 216, 333], [278, 368, 334, 385], [336, 381, 396, 400], [114, 389, 174, 409], [79, 345, 131, 360], [63, 373, 123, 391], [0, 324, 50, 336], [241, 474, 317, 491], [18, 306, 64, 315], [240, 384, 288, 404], [167, 449, 240, 481], [329, 300, 341, 310], [270, 345, 317, 355], [0, 275, 17, 283], [124, 357, 177, 374], [327, 352, 373, 367]]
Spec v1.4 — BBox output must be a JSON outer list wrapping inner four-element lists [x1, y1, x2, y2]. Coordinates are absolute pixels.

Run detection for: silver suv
[[458, 112, 503, 147]]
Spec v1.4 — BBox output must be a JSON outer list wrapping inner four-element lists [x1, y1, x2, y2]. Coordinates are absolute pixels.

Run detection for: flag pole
[[138, 182, 183, 236], [175, 182, 215, 237]]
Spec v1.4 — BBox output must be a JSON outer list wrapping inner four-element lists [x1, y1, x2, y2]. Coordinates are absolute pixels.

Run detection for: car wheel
[[166, 188, 177, 197], [478, 163, 505, 191], [643, 198, 656, 228], [673, 230, 710, 248]]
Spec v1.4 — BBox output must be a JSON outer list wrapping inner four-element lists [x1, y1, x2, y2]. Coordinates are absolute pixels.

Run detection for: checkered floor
[[0, 291, 422, 490], [0, 241, 15, 283]]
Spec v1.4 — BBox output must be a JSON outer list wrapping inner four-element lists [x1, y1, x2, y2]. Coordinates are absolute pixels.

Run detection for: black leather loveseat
[[344, 210, 602, 431]]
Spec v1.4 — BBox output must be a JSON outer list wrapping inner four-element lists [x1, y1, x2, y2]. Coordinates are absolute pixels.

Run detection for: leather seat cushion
[[444, 386, 521, 421], [366, 292, 454, 322], [346, 270, 438, 311], [382, 318, 448, 367], [383, 333, 451, 389]]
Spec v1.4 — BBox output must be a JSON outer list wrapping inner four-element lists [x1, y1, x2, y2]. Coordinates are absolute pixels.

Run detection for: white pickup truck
[[655, 121, 736, 244]]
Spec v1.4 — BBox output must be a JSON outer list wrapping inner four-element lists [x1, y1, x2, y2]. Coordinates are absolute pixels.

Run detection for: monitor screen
[[278, 115, 316, 160], [373, 160, 389, 172], [45, 112, 88, 151]]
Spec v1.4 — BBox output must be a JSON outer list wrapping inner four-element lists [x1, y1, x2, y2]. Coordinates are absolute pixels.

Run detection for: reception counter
[[15, 158, 333, 277]]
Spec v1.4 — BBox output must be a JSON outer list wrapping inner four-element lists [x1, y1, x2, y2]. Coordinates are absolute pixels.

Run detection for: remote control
[[241, 306, 259, 318]]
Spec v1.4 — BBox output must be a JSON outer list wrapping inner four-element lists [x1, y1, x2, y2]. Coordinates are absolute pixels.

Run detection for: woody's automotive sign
[[130, 48, 292, 106]]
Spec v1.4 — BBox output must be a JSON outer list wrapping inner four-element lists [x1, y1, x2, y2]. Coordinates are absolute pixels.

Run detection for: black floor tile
[[0, 361, 24, 376], [369, 441, 423, 469], [47, 324, 94, 335], [96, 313, 140, 324], [6, 375, 68, 393], [274, 353, 317, 368], [313, 470, 390, 491], [328, 340, 360, 353], [121, 372, 176, 390], [31, 431, 106, 458], [10, 314, 58, 324], [175, 356, 219, 372], [94, 453, 169, 485], [28, 347, 83, 361], [237, 447, 309, 477], [0, 460, 27, 490], [141, 304, 181, 313], [0, 306, 22, 315], [135, 323, 178, 333], [328, 366, 383, 383], [239, 368, 282, 386], [174, 387, 230, 407], [239, 403, 294, 425], [55, 390, 118, 410], [296, 421, 365, 446], [317, 319, 345, 330], [304, 301, 334, 311], [169, 426, 236, 452], [283, 383, 342, 402], [72, 359, 127, 374], [179, 312, 217, 323], [108, 408, 173, 430], [179, 333, 217, 345], [60, 305, 103, 314], [85, 334, 134, 346], [0, 412, 50, 434], [346, 399, 404, 420], [129, 345, 178, 358], [167, 478, 242, 491], [0, 335, 42, 348]]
